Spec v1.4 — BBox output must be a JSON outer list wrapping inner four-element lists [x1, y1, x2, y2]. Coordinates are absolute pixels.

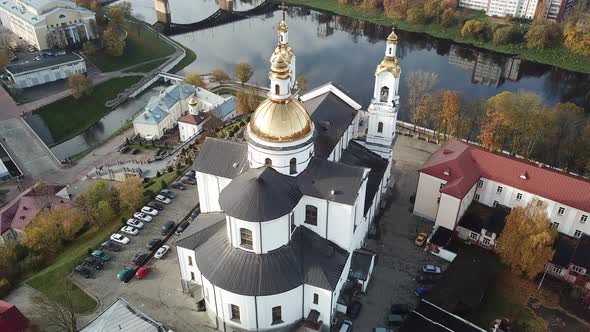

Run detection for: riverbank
[[285, 0, 590, 74]]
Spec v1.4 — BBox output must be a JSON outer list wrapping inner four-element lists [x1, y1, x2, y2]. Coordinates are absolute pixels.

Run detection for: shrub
[[406, 8, 426, 24], [441, 8, 458, 27], [167, 166, 173, 173], [176, 169, 182, 176], [493, 25, 523, 45], [160, 179, 167, 189], [461, 20, 491, 41], [144, 189, 155, 199], [526, 22, 562, 49]]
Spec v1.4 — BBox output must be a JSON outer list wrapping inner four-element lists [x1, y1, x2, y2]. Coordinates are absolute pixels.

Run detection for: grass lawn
[[25, 219, 123, 314], [34, 76, 141, 146], [144, 168, 187, 194], [92, 21, 175, 72], [170, 44, 197, 74], [123, 58, 169, 73], [285, 0, 590, 73]]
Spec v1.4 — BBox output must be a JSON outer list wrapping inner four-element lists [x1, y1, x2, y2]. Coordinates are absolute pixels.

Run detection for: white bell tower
[[364, 27, 401, 158]]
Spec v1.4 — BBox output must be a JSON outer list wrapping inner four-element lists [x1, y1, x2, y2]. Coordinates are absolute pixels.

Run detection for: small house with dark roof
[[0, 300, 30, 332], [546, 234, 590, 290], [176, 14, 401, 332], [454, 202, 510, 250]]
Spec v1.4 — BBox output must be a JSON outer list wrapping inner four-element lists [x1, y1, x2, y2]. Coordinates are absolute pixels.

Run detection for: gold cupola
[[387, 27, 398, 44], [376, 27, 401, 78]]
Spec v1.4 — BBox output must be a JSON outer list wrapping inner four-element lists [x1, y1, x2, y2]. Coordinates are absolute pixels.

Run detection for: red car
[[135, 266, 151, 279]]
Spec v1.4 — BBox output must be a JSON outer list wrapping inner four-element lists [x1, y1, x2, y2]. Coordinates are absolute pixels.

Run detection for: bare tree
[[32, 284, 78, 332], [406, 71, 439, 131]]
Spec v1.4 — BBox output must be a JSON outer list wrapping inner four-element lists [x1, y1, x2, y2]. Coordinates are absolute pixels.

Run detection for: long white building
[[0, 0, 97, 50], [5, 52, 85, 88], [175, 16, 401, 332], [458, 0, 574, 20]]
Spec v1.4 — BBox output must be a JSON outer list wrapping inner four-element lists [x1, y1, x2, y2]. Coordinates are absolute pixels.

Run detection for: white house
[[177, 96, 210, 142], [0, 0, 97, 50], [414, 139, 590, 242], [5, 52, 85, 88], [175, 17, 401, 332]]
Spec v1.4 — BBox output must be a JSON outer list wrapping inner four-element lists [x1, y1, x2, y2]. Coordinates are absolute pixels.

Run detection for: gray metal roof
[[304, 91, 358, 158], [219, 167, 302, 222], [188, 224, 349, 296], [193, 138, 249, 179], [79, 298, 166, 332], [297, 157, 366, 205], [341, 141, 388, 215], [175, 212, 225, 250], [6, 53, 83, 75]]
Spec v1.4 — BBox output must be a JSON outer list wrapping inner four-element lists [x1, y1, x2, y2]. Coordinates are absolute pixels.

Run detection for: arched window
[[280, 35, 283, 43], [265, 158, 272, 166], [377, 122, 384, 133], [275, 84, 280, 95], [380, 86, 389, 102], [289, 158, 297, 175], [305, 205, 317, 226], [239, 228, 253, 250]]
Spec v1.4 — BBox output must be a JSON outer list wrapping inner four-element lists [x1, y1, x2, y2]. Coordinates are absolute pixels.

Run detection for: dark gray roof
[[6, 53, 83, 75], [303, 91, 358, 158], [430, 226, 454, 247], [219, 167, 302, 222], [341, 141, 388, 215], [458, 202, 510, 235], [297, 157, 365, 205], [399, 300, 486, 332], [193, 138, 248, 179], [175, 212, 225, 249], [551, 234, 577, 267], [79, 298, 166, 332], [349, 249, 375, 281], [193, 224, 349, 296], [571, 234, 590, 269]]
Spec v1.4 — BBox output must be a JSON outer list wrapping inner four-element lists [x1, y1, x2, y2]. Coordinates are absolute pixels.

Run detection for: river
[[35, 0, 590, 160]]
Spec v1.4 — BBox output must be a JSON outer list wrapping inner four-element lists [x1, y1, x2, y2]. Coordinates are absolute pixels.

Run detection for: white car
[[120, 226, 139, 236], [155, 195, 171, 204], [110, 233, 129, 244], [141, 206, 158, 216], [126, 218, 144, 229], [133, 212, 153, 223], [154, 245, 170, 259]]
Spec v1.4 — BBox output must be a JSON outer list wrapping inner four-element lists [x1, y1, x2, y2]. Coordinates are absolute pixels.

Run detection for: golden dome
[[271, 44, 294, 64], [387, 28, 398, 44], [188, 95, 198, 106], [270, 53, 291, 80], [376, 55, 401, 78], [248, 98, 313, 142], [278, 19, 288, 32]]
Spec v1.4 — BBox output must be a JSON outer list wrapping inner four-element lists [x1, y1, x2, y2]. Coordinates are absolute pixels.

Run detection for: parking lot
[[72, 181, 216, 331], [350, 136, 449, 331]]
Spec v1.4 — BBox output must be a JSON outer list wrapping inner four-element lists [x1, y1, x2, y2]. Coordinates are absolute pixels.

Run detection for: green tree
[[540, 103, 584, 169], [67, 73, 93, 99], [103, 26, 125, 56], [96, 200, 116, 226], [234, 62, 254, 86], [498, 199, 557, 279], [82, 41, 96, 58], [461, 20, 491, 41], [526, 22, 562, 49], [492, 25, 523, 45], [297, 75, 308, 94], [117, 176, 144, 212], [406, 8, 426, 24], [108, 6, 126, 29]]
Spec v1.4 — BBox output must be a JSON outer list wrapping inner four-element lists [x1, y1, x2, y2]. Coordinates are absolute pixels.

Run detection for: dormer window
[[443, 168, 450, 176], [519, 172, 528, 180]]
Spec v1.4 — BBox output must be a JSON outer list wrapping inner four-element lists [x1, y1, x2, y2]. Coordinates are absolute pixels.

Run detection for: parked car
[[135, 266, 151, 279], [161, 221, 175, 235], [154, 245, 170, 259], [390, 303, 411, 315], [415, 232, 428, 246], [141, 206, 159, 216], [130, 148, 139, 155], [121, 226, 139, 236], [421, 264, 442, 274], [339, 320, 352, 332], [155, 195, 171, 204], [119, 146, 129, 154], [185, 170, 196, 177], [75, 265, 94, 278], [190, 207, 201, 221], [146, 238, 161, 251], [170, 182, 186, 190], [414, 286, 432, 297], [180, 177, 196, 185], [133, 212, 152, 223], [347, 301, 362, 319], [126, 218, 145, 228], [110, 233, 130, 244], [415, 274, 439, 284], [160, 189, 176, 199], [92, 250, 111, 261], [175, 220, 190, 235], [101, 240, 121, 252], [83, 256, 103, 270], [131, 252, 148, 266], [147, 201, 164, 211], [117, 267, 133, 281]]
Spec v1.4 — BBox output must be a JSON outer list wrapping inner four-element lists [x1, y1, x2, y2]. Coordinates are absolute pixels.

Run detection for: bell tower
[[364, 27, 401, 158]]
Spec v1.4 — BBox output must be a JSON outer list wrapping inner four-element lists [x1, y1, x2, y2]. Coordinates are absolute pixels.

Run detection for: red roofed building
[[178, 112, 211, 142], [415, 139, 590, 246], [0, 300, 31, 332]]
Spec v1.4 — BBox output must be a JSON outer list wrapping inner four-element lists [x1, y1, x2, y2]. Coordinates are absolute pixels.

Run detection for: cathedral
[[175, 12, 401, 332]]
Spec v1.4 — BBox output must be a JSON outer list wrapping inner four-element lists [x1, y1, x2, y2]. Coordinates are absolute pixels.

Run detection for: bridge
[[158, 0, 278, 36]]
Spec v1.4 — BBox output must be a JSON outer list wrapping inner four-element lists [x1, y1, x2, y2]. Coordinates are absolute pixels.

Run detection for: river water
[[33, 0, 590, 160]]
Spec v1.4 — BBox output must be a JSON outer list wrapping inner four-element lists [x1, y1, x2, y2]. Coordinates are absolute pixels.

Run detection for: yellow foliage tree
[[23, 206, 83, 257], [498, 199, 557, 279], [103, 26, 125, 57], [185, 72, 206, 88], [211, 68, 230, 82], [96, 200, 116, 226], [234, 62, 253, 86], [117, 176, 143, 212], [563, 23, 590, 57], [439, 90, 461, 138], [67, 73, 93, 99]]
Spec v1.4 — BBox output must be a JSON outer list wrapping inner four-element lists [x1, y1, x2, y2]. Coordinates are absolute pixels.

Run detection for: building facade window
[[493, 200, 498, 207], [558, 207, 565, 216], [496, 186, 503, 194], [436, 197, 441, 204], [313, 293, 319, 304], [265, 158, 272, 166], [572, 265, 584, 274], [290, 158, 297, 175], [439, 183, 444, 189], [474, 194, 480, 201], [516, 193, 523, 200], [275, 84, 280, 95], [582, 215, 588, 224], [240, 228, 253, 250], [188, 256, 193, 266], [575, 230, 582, 238], [231, 304, 241, 322], [190, 272, 195, 281], [553, 222, 560, 228], [482, 237, 491, 246], [469, 232, 479, 241], [290, 213, 295, 233], [305, 205, 318, 226], [377, 122, 383, 133], [271, 306, 282, 324], [552, 266, 562, 274], [477, 180, 483, 188]]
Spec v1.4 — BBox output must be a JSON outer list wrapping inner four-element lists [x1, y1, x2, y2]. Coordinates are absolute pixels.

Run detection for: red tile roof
[[0, 300, 30, 332], [178, 113, 210, 126], [419, 139, 590, 212]]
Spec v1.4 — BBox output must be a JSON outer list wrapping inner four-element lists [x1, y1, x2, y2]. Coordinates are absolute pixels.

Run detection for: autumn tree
[[234, 62, 253, 86], [103, 26, 125, 56], [498, 199, 557, 279], [108, 6, 126, 29], [406, 8, 426, 24], [440, 8, 457, 27], [479, 107, 506, 151], [492, 25, 523, 45], [211, 68, 230, 82], [461, 20, 491, 41], [68, 73, 93, 99], [23, 206, 83, 258], [297, 75, 308, 94], [540, 103, 584, 169], [383, 0, 409, 19], [406, 71, 439, 131], [525, 22, 562, 49], [117, 176, 143, 212], [0, 241, 19, 284], [413, 94, 438, 138], [82, 41, 97, 58], [439, 90, 461, 139], [0, 48, 9, 68], [423, 0, 444, 23], [32, 284, 78, 332], [563, 22, 590, 57], [236, 91, 251, 115], [75, 180, 119, 224], [185, 72, 205, 87], [96, 200, 116, 226]]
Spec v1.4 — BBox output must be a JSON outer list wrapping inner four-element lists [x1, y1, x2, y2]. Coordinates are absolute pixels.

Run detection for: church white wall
[[176, 246, 200, 291], [256, 287, 302, 329], [227, 215, 290, 254], [414, 172, 445, 221], [295, 196, 328, 239], [435, 193, 461, 230], [133, 122, 162, 139], [327, 201, 354, 251], [303, 285, 332, 326], [179, 122, 203, 142], [247, 131, 314, 176], [196, 173, 231, 213]]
